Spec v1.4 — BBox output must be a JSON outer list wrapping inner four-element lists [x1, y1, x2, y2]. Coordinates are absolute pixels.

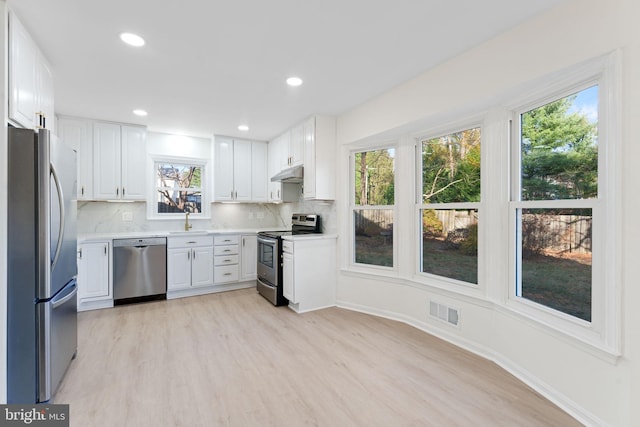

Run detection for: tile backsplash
[[77, 200, 336, 235]]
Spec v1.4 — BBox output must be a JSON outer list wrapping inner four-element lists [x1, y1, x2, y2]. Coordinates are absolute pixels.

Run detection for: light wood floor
[[54, 288, 582, 427]]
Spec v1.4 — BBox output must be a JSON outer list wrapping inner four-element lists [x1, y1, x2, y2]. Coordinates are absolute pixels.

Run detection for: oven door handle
[[257, 236, 278, 246]]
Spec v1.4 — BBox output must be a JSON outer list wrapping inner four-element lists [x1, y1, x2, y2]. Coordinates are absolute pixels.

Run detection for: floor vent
[[429, 301, 460, 327]]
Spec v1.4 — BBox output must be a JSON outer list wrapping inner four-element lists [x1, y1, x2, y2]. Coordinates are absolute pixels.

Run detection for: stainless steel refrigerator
[[7, 127, 78, 403]]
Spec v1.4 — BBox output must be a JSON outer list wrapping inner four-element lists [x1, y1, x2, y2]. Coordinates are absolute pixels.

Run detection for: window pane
[[156, 163, 203, 214], [156, 190, 202, 213], [422, 128, 480, 204], [354, 210, 393, 267], [518, 208, 592, 321], [354, 149, 394, 205], [520, 86, 598, 201], [421, 209, 478, 284], [157, 164, 202, 189]]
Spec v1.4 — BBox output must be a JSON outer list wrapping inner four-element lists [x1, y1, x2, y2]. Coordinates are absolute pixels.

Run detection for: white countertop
[[282, 234, 338, 241], [78, 227, 290, 243]]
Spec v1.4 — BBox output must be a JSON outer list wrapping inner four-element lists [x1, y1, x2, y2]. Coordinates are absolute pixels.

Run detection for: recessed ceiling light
[[238, 125, 249, 131], [286, 77, 303, 87], [120, 32, 145, 47], [133, 109, 148, 116]]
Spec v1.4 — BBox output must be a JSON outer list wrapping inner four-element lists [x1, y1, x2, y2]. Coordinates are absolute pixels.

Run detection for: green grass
[[521, 254, 591, 321], [355, 234, 393, 267], [355, 235, 592, 322]]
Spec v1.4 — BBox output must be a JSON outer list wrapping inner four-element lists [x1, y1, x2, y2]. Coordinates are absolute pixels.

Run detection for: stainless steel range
[[257, 214, 321, 305]]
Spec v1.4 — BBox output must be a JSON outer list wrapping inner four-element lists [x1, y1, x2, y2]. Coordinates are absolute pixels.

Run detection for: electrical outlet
[[256, 211, 265, 219], [248, 212, 255, 219], [122, 211, 133, 222]]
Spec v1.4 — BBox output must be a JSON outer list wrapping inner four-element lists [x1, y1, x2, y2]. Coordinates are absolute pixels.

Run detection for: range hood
[[271, 165, 303, 183]]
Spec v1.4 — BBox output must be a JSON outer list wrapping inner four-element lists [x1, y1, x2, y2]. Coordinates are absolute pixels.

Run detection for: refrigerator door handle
[[50, 163, 66, 271], [51, 281, 77, 309]]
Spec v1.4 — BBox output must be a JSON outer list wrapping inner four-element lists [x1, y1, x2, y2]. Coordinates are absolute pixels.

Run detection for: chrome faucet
[[184, 211, 193, 231]]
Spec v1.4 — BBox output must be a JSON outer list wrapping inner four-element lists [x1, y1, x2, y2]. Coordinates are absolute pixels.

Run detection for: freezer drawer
[[38, 279, 78, 402]]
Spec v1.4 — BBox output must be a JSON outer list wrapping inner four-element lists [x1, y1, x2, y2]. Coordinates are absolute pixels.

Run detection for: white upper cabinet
[[93, 122, 147, 201], [287, 124, 304, 168], [303, 116, 337, 200], [120, 125, 147, 200], [268, 135, 283, 202], [213, 136, 267, 202], [58, 117, 93, 200], [251, 141, 268, 202], [233, 139, 252, 202], [8, 10, 55, 132]]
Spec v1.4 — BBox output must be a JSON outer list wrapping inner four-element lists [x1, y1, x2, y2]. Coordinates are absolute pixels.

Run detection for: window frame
[[415, 122, 483, 289], [506, 54, 620, 353], [350, 145, 398, 271], [147, 155, 210, 220]]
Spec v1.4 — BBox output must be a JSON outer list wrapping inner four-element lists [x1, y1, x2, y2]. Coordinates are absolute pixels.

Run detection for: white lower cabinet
[[214, 235, 240, 284], [167, 235, 214, 291], [241, 235, 257, 280], [77, 241, 112, 311], [282, 236, 337, 313]]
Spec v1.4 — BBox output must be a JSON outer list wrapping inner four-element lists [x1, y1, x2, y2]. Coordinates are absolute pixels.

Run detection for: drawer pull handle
[[187, 241, 197, 244], [224, 273, 232, 276]]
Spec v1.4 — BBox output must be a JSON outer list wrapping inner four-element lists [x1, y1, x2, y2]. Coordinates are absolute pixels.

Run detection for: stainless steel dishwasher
[[113, 237, 167, 304]]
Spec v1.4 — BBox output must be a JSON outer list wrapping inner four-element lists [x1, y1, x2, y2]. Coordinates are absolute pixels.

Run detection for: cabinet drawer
[[168, 235, 213, 248], [214, 254, 239, 266], [214, 244, 239, 256], [282, 240, 294, 254], [214, 235, 240, 246], [215, 265, 239, 283]]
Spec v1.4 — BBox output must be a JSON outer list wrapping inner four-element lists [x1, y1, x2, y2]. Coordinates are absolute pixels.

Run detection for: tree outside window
[[155, 162, 203, 214], [514, 85, 598, 322], [420, 128, 480, 284], [353, 148, 395, 267]]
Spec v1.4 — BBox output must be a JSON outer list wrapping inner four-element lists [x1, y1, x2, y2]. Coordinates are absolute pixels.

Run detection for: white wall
[[335, 0, 639, 425]]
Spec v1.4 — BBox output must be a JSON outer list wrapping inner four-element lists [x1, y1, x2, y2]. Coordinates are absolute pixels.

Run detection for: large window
[[512, 85, 598, 322], [419, 127, 481, 284], [154, 160, 205, 215], [352, 148, 395, 268]]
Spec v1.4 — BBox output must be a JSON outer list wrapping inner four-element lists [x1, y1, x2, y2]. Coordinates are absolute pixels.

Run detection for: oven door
[[257, 235, 278, 286]]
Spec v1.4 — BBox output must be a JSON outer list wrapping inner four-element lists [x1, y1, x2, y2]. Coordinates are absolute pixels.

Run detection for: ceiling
[[9, 0, 564, 141]]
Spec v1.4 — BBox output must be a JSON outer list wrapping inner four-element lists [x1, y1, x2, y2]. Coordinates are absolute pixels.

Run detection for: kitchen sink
[[168, 230, 209, 236]]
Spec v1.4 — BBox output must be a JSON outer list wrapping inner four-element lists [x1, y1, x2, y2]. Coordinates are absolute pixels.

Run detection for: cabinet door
[[283, 251, 295, 303], [93, 122, 122, 200], [268, 137, 282, 202], [289, 124, 304, 167], [191, 246, 214, 287], [279, 131, 292, 169], [251, 142, 268, 202], [303, 118, 316, 199], [241, 235, 257, 280], [77, 242, 110, 300], [233, 140, 252, 201], [167, 248, 192, 290], [8, 11, 37, 129], [36, 52, 55, 133], [58, 117, 93, 200], [121, 126, 147, 200], [214, 137, 235, 201]]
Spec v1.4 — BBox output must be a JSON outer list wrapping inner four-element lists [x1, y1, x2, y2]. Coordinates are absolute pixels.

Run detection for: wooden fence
[[356, 209, 591, 254], [521, 213, 592, 255]]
